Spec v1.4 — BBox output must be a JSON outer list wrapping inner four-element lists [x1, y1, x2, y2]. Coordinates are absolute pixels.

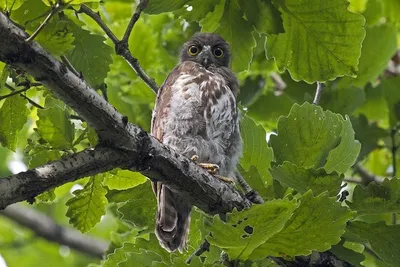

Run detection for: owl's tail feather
[[154, 183, 191, 253]]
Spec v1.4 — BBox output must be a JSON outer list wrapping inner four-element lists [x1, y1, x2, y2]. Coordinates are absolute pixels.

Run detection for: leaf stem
[[77, 1, 159, 93], [312, 82, 325, 105], [4, 83, 43, 109], [25, 0, 67, 42]]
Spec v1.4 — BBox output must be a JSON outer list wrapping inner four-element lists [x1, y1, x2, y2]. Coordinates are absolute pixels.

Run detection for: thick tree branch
[[0, 12, 250, 214], [1, 204, 109, 258], [77, 2, 159, 93], [0, 147, 131, 208]]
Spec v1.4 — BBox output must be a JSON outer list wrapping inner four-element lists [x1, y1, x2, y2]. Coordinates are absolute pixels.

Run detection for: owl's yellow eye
[[188, 46, 200, 56], [213, 47, 224, 58]]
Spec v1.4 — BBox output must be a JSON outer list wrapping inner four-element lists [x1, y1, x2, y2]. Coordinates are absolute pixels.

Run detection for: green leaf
[[67, 19, 113, 87], [206, 199, 297, 260], [270, 162, 343, 197], [346, 221, 400, 267], [239, 115, 274, 197], [34, 16, 75, 56], [347, 178, 400, 215], [66, 175, 108, 233], [117, 184, 157, 230], [118, 250, 163, 267], [330, 242, 365, 267], [35, 96, 75, 149], [267, 0, 365, 83], [0, 95, 28, 151], [145, 0, 189, 14], [250, 191, 354, 258], [215, 0, 256, 72], [176, 0, 219, 22], [323, 115, 361, 174], [270, 102, 360, 174], [0, 0, 26, 11], [239, 0, 283, 34], [337, 24, 397, 88], [104, 169, 147, 190], [351, 114, 387, 160], [319, 86, 365, 116]]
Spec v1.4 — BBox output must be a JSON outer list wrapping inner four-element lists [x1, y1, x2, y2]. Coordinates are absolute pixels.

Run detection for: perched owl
[[151, 33, 242, 252]]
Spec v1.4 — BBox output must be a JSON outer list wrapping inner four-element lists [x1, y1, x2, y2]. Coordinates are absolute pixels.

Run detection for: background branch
[[312, 82, 325, 105], [1, 204, 109, 258]]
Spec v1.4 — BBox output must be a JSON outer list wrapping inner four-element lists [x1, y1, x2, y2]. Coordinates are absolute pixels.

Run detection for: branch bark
[[0, 11, 250, 214], [1, 204, 109, 258]]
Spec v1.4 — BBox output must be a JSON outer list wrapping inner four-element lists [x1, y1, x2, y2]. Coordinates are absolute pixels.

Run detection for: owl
[[151, 33, 242, 252]]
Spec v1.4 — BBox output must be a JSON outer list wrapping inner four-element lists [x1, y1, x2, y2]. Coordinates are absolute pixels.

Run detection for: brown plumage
[[151, 33, 242, 252]]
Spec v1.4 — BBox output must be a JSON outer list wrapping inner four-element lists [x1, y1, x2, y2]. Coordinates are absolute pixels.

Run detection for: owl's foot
[[215, 175, 234, 183], [191, 155, 219, 174]]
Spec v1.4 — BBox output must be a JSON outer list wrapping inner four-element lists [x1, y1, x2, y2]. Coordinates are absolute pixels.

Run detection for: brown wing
[[151, 64, 191, 253]]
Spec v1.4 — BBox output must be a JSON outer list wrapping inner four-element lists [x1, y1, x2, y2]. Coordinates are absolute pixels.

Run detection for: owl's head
[[180, 33, 230, 68]]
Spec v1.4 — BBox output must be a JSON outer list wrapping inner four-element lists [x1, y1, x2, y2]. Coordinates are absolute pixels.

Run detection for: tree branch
[[0, 147, 131, 208], [77, 2, 159, 93], [0, 12, 250, 214], [1, 204, 109, 258]]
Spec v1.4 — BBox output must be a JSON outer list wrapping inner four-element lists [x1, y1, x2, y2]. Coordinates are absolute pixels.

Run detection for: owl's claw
[[191, 155, 219, 174], [215, 175, 234, 183]]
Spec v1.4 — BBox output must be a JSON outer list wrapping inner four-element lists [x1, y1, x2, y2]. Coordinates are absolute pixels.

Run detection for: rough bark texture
[[0, 12, 250, 213]]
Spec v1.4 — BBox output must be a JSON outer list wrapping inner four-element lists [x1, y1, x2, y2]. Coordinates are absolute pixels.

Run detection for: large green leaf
[[35, 96, 75, 149], [116, 183, 157, 230], [145, 0, 189, 14], [347, 178, 400, 215], [346, 221, 400, 267], [0, 0, 26, 11], [0, 95, 28, 151], [337, 24, 397, 88], [67, 19, 113, 87], [270, 102, 360, 174], [319, 86, 365, 116], [66, 175, 108, 233], [215, 0, 256, 72], [270, 162, 343, 197], [206, 199, 297, 260], [104, 169, 147, 190], [330, 242, 365, 267], [249, 191, 354, 258], [239, 115, 274, 197], [239, 0, 283, 34], [266, 0, 365, 83]]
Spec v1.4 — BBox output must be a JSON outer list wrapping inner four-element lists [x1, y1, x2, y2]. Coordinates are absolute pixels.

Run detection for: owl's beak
[[199, 45, 212, 67]]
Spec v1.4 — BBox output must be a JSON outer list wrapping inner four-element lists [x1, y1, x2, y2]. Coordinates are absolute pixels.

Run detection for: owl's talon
[[191, 155, 199, 162], [215, 175, 234, 183], [191, 155, 219, 174]]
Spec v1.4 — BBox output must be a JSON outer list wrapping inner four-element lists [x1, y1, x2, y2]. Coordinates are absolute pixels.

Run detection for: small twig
[[0, 87, 30, 100], [25, 1, 67, 42], [312, 82, 325, 105], [77, 2, 159, 93], [186, 239, 210, 264], [77, 5, 119, 43], [4, 83, 44, 109], [353, 163, 384, 185], [121, 0, 148, 42], [61, 55, 80, 77]]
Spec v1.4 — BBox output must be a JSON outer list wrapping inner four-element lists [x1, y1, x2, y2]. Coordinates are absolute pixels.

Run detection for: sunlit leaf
[[267, 0, 365, 83], [66, 175, 108, 232], [0, 95, 28, 151]]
